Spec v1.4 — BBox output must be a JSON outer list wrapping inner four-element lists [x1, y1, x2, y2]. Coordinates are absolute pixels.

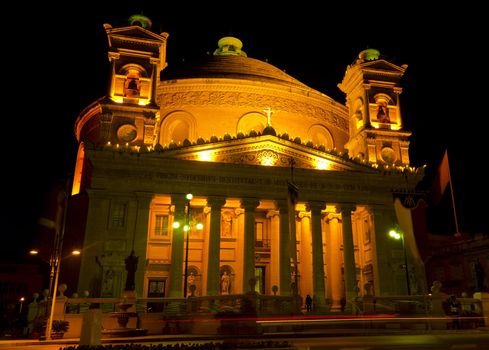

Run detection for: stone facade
[[70, 16, 426, 311]]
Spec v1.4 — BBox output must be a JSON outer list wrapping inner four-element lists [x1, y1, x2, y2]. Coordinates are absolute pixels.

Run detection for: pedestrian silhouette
[[305, 294, 312, 312]]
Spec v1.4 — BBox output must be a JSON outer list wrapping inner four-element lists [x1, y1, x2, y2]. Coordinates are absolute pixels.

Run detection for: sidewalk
[[1, 327, 488, 348]]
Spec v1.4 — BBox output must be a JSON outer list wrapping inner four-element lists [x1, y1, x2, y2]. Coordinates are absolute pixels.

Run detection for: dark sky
[[2, 2, 487, 260]]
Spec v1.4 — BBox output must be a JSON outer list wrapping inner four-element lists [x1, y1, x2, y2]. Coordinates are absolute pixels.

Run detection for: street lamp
[[172, 193, 203, 298], [19, 297, 25, 314], [389, 228, 411, 295], [30, 179, 76, 340]]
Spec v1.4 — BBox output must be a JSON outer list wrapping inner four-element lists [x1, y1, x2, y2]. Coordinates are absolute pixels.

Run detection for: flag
[[287, 180, 299, 294], [432, 150, 450, 205], [427, 150, 459, 235]]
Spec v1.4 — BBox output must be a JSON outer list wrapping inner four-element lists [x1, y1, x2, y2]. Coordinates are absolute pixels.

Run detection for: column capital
[[171, 194, 187, 208], [206, 196, 226, 210], [336, 203, 356, 215], [235, 208, 245, 216], [367, 203, 393, 213], [135, 191, 154, 200], [298, 211, 311, 219], [275, 199, 289, 211], [266, 209, 280, 218], [325, 213, 342, 224], [241, 198, 260, 211], [306, 201, 326, 215]]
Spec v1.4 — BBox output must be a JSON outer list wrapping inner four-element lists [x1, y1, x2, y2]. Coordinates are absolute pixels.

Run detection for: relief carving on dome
[[159, 91, 348, 131]]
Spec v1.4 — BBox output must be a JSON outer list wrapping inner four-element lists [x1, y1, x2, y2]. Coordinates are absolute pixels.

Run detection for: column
[[78, 189, 108, 293], [326, 214, 343, 311], [298, 212, 312, 297], [277, 199, 291, 296], [149, 61, 157, 105], [241, 198, 259, 293], [168, 195, 186, 297], [206, 196, 226, 295], [132, 192, 154, 298], [370, 204, 398, 295], [267, 210, 280, 293], [308, 201, 326, 310], [339, 204, 358, 308]]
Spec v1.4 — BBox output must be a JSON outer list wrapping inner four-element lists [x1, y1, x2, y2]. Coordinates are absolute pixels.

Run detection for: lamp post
[[172, 193, 203, 298], [389, 228, 411, 295], [19, 297, 25, 314], [32, 179, 73, 340]]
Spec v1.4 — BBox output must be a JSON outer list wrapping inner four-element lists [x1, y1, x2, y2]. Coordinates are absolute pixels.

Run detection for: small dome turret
[[356, 48, 380, 63], [128, 14, 152, 29], [213, 37, 247, 57]]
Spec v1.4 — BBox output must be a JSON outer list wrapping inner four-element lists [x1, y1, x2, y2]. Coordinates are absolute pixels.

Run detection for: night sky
[[2, 2, 487, 261]]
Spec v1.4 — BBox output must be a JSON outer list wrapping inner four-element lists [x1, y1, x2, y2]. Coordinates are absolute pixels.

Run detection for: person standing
[[305, 294, 313, 312], [124, 250, 138, 291]]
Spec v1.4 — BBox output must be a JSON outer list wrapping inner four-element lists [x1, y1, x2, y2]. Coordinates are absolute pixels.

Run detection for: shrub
[[51, 320, 69, 332]]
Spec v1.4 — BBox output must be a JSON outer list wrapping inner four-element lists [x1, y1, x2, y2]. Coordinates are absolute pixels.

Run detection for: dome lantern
[[213, 36, 247, 57], [128, 14, 152, 29]]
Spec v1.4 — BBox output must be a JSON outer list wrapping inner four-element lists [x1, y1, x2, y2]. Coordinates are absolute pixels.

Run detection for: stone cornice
[[366, 129, 412, 139], [86, 148, 422, 205]]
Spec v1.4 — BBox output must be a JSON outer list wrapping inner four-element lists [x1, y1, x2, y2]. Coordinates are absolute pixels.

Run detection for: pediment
[[362, 59, 407, 74], [158, 134, 376, 173], [106, 26, 166, 44]]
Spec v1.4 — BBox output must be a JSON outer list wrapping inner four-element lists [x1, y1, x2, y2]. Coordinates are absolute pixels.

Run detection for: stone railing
[[27, 292, 488, 339]]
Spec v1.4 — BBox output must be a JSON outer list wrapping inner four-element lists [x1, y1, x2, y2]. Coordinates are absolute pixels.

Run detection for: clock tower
[[339, 49, 411, 166]]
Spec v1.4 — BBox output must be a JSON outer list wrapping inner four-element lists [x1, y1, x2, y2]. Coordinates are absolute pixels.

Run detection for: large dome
[[160, 36, 307, 89], [161, 54, 308, 89], [156, 36, 349, 153]]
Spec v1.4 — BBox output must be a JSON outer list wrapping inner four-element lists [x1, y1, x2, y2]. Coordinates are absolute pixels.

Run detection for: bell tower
[[338, 49, 411, 166], [75, 14, 171, 149], [104, 14, 169, 106]]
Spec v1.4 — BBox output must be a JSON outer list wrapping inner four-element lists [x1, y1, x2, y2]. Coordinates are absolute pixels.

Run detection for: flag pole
[[446, 150, 460, 236]]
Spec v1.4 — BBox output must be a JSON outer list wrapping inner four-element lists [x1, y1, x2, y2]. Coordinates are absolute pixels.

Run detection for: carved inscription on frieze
[[104, 168, 372, 193]]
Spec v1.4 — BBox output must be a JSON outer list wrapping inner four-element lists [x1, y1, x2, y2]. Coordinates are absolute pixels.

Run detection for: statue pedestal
[[363, 295, 375, 314], [121, 290, 137, 312], [473, 292, 489, 327], [430, 294, 448, 330], [79, 309, 102, 346]]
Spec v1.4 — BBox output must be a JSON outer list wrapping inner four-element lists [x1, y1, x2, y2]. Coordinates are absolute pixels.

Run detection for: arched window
[[237, 112, 267, 135], [307, 124, 334, 150], [118, 64, 147, 98], [159, 111, 197, 146]]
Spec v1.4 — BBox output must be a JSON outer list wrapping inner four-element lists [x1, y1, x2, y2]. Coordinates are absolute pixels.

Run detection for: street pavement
[[1, 329, 489, 350]]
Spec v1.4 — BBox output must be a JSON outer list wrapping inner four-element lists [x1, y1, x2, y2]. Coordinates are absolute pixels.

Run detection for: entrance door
[[254, 266, 265, 294], [147, 279, 165, 312]]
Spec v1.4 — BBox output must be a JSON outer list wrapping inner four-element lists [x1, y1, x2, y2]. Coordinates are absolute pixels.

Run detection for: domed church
[[71, 15, 426, 311]]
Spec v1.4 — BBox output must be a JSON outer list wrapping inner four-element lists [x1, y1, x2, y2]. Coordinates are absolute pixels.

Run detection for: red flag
[[432, 150, 450, 205], [428, 150, 460, 235]]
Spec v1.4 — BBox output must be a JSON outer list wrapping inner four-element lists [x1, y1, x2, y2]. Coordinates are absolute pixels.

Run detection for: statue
[[364, 282, 373, 296], [431, 280, 443, 295], [474, 259, 485, 292], [221, 271, 230, 294], [187, 272, 196, 296], [124, 250, 138, 291]]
